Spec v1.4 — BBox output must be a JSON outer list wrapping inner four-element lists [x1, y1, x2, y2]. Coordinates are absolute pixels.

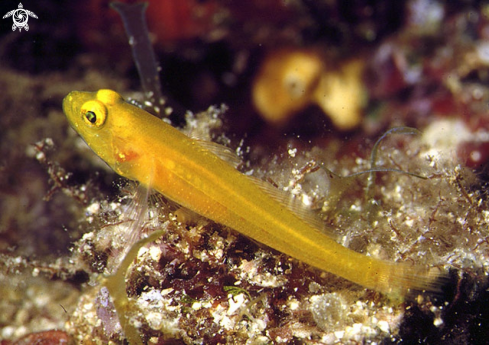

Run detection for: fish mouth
[[62, 93, 72, 113], [62, 91, 86, 129], [62, 92, 77, 128]]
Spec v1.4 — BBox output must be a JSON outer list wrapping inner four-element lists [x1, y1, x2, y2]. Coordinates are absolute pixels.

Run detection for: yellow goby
[[63, 89, 440, 296]]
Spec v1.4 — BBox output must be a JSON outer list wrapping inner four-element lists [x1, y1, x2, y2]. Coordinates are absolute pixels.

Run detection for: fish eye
[[85, 111, 97, 123], [80, 100, 107, 127]]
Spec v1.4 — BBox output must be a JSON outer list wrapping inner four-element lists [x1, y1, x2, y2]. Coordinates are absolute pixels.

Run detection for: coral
[[3, 1, 489, 344], [252, 49, 366, 130], [61, 122, 487, 344]]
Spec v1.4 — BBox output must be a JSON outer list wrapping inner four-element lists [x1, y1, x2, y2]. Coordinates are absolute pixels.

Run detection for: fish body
[[63, 89, 439, 296]]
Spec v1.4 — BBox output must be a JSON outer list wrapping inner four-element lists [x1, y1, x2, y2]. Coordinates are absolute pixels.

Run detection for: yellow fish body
[[63, 89, 440, 296]]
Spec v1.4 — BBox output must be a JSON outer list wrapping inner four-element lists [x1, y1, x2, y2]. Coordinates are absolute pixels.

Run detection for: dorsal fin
[[248, 176, 334, 237], [193, 137, 331, 235], [193, 139, 242, 168]]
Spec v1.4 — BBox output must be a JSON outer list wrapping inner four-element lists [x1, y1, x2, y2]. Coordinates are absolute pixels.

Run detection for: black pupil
[[86, 111, 97, 124]]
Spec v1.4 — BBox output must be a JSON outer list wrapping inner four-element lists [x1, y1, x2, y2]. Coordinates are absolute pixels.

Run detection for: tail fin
[[378, 264, 449, 299]]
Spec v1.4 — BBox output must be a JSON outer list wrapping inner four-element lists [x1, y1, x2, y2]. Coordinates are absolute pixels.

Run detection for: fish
[[63, 89, 442, 297]]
